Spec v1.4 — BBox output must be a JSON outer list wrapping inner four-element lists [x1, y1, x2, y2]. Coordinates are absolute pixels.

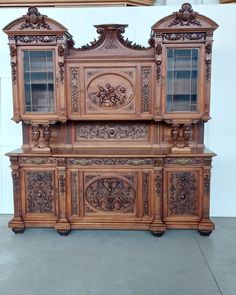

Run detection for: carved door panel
[[21, 168, 58, 220], [67, 63, 154, 120], [68, 169, 146, 220], [163, 168, 202, 222]]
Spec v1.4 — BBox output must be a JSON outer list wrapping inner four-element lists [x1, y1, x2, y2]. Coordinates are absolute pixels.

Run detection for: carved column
[[150, 163, 166, 236], [199, 158, 215, 235], [9, 157, 25, 233], [55, 158, 70, 235]]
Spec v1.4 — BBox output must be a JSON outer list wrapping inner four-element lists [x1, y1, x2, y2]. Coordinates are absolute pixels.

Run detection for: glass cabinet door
[[23, 50, 55, 113], [166, 48, 199, 113]]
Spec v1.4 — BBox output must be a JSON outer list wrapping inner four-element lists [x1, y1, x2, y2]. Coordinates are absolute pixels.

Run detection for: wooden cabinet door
[[21, 168, 58, 221], [163, 168, 202, 223]]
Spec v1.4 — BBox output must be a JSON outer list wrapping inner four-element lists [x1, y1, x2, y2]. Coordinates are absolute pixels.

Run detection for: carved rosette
[[168, 3, 202, 27], [168, 172, 198, 215], [141, 67, 151, 112], [26, 171, 54, 213], [71, 68, 80, 113], [85, 177, 135, 213], [76, 123, 148, 141]]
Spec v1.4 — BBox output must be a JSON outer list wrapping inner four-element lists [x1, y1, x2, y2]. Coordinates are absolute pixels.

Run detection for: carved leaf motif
[[71, 68, 79, 113], [76, 123, 148, 140], [26, 171, 54, 213], [142, 67, 150, 112], [168, 3, 202, 27], [20, 7, 51, 30], [143, 173, 149, 216], [86, 177, 135, 212], [71, 172, 78, 215], [168, 172, 198, 215]]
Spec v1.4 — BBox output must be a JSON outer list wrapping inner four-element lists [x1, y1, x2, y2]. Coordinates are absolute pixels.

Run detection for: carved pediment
[[78, 24, 148, 51], [3, 6, 68, 35]]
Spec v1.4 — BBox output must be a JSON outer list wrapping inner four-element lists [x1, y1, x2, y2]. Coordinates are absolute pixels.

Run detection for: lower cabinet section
[[8, 155, 215, 236]]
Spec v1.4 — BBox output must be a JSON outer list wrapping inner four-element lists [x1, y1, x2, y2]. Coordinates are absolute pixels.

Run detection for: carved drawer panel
[[164, 168, 202, 221], [22, 169, 57, 217], [74, 122, 150, 143], [165, 158, 203, 166]]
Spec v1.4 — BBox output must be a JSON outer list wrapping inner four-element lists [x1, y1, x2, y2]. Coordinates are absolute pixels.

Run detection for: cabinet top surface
[[6, 147, 216, 157]]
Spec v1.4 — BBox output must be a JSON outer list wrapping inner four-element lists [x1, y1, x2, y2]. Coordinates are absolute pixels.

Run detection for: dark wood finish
[[4, 4, 218, 236]]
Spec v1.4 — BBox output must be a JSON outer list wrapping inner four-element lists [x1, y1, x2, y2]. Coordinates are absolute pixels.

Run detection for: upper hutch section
[[3, 4, 218, 125]]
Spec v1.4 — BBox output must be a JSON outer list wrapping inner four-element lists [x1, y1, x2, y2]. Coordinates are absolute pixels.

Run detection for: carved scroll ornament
[[168, 3, 202, 27], [20, 7, 52, 30]]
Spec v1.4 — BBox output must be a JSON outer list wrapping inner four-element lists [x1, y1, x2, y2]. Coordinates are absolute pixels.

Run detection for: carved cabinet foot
[[12, 227, 25, 234], [57, 229, 70, 236], [151, 230, 165, 237], [198, 230, 212, 236]]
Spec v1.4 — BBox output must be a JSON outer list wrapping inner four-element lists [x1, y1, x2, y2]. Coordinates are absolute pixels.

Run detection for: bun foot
[[151, 230, 165, 237], [57, 229, 70, 236], [198, 230, 212, 236], [12, 227, 25, 234]]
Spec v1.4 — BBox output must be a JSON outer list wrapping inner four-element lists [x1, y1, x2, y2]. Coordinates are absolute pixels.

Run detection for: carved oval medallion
[[86, 177, 135, 212], [87, 73, 134, 109]]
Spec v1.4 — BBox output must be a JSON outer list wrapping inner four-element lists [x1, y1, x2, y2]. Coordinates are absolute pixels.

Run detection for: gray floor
[[0, 216, 235, 295]]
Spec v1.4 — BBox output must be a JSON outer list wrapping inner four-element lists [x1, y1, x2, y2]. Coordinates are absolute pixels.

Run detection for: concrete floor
[[0, 216, 235, 295]]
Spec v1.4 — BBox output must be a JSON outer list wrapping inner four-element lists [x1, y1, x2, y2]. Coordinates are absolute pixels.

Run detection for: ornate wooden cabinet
[[3, 3, 218, 236]]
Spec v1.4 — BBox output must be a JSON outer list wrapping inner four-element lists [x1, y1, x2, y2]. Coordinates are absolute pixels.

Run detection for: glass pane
[[23, 50, 55, 113], [166, 48, 199, 112]]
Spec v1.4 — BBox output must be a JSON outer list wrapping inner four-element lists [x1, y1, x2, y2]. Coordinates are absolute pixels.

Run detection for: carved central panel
[[168, 172, 198, 215], [76, 122, 148, 141], [87, 73, 134, 109], [26, 171, 54, 213], [85, 176, 135, 212]]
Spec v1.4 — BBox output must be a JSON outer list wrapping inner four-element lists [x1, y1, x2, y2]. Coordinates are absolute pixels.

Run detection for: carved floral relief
[[26, 171, 54, 213], [85, 176, 135, 213]]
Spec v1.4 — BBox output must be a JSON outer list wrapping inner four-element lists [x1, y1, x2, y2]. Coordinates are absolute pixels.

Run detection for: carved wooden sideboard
[[3, 3, 218, 236]]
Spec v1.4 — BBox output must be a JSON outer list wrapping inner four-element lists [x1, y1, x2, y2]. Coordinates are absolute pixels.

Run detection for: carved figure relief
[[168, 172, 198, 215], [87, 74, 134, 109], [26, 171, 54, 213], [85, 177, 135, 212], [76, 123, 148, 140]]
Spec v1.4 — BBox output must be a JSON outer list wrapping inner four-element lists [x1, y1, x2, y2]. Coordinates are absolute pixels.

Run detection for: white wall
[[0, 4, 235, 216]]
